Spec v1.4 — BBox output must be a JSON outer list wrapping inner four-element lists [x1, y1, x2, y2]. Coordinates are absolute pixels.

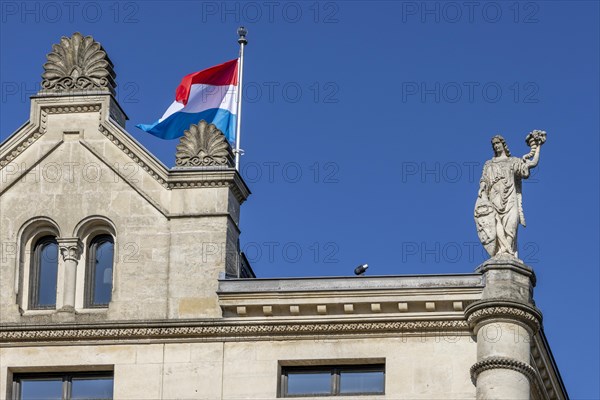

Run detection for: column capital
[[57, 237, 83, 262], [464, 299, 542, 335]]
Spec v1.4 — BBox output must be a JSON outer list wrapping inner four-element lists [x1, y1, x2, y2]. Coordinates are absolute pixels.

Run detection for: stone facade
[[0, 34, 567, 400]]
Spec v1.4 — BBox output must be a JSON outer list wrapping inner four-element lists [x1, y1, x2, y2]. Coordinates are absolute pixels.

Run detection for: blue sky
[[1, 1, 598, 397]]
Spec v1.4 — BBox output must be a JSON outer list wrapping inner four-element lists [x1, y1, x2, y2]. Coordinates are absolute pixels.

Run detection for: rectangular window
[[13, 372, 113, 400], [281, 364, 385, 397]]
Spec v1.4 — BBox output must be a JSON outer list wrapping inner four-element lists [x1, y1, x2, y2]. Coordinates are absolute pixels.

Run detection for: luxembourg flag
[[137, 59, 238, 142]]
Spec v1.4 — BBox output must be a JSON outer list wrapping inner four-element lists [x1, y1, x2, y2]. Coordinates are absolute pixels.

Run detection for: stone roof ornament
[[41, 32, 116, 94], [475, 130, 547, 260], [175, 120, 234, 167]]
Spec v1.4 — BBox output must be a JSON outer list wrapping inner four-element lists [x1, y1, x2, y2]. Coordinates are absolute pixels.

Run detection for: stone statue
[[475, 130, 546, 259]]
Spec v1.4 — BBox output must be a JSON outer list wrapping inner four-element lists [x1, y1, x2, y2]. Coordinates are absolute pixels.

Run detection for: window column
[[57, 238, 83, 312]]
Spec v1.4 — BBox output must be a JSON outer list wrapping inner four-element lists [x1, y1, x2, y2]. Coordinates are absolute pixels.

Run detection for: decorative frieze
[[0, 319, 470, 344], [45, 104, 102, 114]]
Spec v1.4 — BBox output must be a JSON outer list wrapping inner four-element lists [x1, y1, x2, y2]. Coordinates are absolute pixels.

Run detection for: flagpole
[[234, 26, 247, 171]]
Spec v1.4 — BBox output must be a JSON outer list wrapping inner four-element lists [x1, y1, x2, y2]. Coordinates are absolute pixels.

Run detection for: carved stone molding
[[464, 299, 542, 334], [41, 33, 116, 94], [0, 319, 468, 343], [0, 130, 43, 169], [470, 356, 537, 384], [97, 124, 168, 188], [175, 121, 233, 167], [44, 104, 102, 115], [57, 238, 83, 262]]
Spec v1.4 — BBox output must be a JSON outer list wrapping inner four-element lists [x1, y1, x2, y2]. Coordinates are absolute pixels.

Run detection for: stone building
[[0, 33, 568, 400]]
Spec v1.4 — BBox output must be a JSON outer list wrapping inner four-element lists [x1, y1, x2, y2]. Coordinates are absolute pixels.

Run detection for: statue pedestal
[[465, 258, 542, 400]]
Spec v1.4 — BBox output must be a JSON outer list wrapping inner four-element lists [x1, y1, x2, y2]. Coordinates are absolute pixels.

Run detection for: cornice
[[470, 356, 536, 384], [219, 276, 483, 318], [531, 333, 569, 400], [167, 168, 250, 203], [464, 299, 542, 334], [0, 318, 469, 344], [219, 274, 485, 293]]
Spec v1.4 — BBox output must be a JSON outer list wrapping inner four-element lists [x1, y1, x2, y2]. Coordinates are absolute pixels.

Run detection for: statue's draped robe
[[480, 156, 530, 256]]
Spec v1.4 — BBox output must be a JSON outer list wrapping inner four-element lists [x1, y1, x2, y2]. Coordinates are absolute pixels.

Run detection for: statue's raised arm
[[474, 131, 547, 260]]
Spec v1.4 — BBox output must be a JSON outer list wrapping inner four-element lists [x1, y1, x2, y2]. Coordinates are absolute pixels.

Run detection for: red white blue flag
[[137, 59, 238, 142]]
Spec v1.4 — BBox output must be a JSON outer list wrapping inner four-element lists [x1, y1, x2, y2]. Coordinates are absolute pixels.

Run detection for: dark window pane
[[339, 370, 384, 394], [92, 240, 113, 305], [287, 372, 331, 395], [71, 377, 114, 399], [36, 240, 58, 307], [20, 378, 62, 400]]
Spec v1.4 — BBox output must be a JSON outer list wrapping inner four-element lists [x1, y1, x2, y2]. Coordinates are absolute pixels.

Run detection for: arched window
[[85, 235, 114, 307], [29, 236, 59, 309]]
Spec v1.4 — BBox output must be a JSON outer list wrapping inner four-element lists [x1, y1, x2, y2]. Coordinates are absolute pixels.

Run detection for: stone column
[[57, 238, 83, 312], [465, 258, 542, 400]]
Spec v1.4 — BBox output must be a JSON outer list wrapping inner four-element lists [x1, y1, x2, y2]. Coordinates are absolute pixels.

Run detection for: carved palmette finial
[[175, 121, 234, 167], [41, 32, 116, 94]]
